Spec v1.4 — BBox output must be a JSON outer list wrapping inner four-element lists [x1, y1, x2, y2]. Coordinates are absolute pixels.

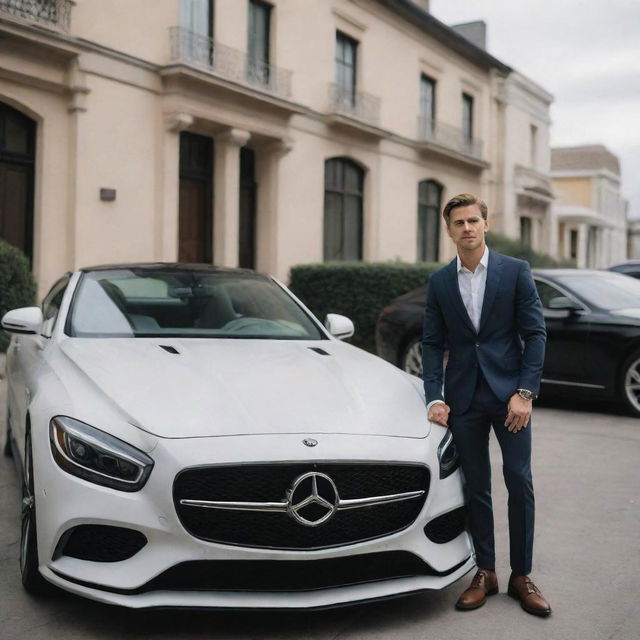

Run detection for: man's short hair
[[442, 193, 488, 224]]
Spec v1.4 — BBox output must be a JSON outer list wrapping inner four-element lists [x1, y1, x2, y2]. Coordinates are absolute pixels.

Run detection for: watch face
[[518, 389, 534, 400]]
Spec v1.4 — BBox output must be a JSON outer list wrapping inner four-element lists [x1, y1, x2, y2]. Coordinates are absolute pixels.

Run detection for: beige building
[[551, 145, 628, 268], [627, 218, 640, 260], [1, 0, 543, 298]]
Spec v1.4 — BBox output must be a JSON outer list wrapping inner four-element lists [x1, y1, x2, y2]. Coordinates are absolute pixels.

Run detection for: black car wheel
[[401, 336, 423, 378], [20, 432, 51, 595], [621, 351, 640, 416]]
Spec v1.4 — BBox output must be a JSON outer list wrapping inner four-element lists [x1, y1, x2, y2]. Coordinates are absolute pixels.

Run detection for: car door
[[534, 277, 592, 388]]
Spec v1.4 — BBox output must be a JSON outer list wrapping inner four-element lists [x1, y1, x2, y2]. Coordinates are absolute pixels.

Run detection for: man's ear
[[484, 219, 490, 232]]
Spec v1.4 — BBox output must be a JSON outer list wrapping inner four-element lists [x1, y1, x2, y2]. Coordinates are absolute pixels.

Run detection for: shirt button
[[475, 343, 480, 347]]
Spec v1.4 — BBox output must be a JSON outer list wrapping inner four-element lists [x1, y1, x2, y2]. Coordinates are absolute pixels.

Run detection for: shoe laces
[[522, 577, 542, 596], [471, 570, 491, 589]]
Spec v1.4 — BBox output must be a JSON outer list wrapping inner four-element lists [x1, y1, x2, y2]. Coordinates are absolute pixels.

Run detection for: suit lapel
[[443, 258, 477, 335], [479, 250, 503, 332]]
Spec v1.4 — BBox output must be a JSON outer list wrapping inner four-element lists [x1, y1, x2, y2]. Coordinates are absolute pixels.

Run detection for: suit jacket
[[421, 250, 546, 415]]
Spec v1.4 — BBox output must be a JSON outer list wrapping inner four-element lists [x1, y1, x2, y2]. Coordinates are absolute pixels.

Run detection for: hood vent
[[308, 347, 330, 356], [159, 345, 180, 354]]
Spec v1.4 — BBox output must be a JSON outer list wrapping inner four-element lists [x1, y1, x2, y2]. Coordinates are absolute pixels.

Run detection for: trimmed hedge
[[289, 235, 571, 353], [0, 240, 37, 352], [485, 232, 574, 267], [289, 262, 439, 352]]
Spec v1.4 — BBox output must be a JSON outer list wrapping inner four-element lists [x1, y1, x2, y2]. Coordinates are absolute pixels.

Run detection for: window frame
[[417, 179, 442, 262], [462, 92, 474, 142], [335, 31, 358, 107], [419, 74, 437, 133]]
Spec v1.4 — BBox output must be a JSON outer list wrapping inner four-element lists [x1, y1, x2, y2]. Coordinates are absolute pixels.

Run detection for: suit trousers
[[449, 372, 535, 576]]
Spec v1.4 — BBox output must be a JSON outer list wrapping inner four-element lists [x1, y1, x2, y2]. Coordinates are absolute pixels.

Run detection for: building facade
[[2, 0, 530, 296], [551, 145, 628, 268]]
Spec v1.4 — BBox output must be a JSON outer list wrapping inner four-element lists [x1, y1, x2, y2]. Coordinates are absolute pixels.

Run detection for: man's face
[[446, 204, 489, 252]]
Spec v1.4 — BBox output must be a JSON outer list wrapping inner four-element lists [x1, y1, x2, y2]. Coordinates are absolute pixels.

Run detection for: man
[[422, 193, 551, 617]]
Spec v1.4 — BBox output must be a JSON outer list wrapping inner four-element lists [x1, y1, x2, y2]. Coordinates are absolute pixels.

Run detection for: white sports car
[[2, 263, 473, 609]]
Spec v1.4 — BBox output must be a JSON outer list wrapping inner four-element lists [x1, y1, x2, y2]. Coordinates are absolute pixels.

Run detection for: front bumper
[[33, 430, 473, 609]]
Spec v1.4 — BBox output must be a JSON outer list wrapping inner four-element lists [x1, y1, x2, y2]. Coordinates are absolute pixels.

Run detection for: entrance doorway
[[239, 147, 257, 269], [0, 103, 35, 262], [178, 132, 213, 263]]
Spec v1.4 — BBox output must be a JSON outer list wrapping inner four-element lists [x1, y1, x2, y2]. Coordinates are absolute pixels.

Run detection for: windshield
[[68, 268, 324, 340], [555, 272, 640, 311]]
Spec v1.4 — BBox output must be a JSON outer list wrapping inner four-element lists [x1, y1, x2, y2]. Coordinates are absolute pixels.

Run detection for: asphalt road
[[1, 378, 639, 640]]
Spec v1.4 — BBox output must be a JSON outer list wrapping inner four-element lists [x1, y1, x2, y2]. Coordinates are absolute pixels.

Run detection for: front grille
[[424, 507, 467, 544], [174, 463, 430, 549], [57, 525, 147, 562]]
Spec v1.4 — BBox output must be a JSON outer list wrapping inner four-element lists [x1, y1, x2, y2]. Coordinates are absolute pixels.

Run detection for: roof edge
[[375, 0, 511, 74]]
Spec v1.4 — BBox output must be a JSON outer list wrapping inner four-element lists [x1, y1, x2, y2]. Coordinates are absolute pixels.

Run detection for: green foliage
[[0, 240, 37, 352], [289, 262, 440, 352], [486, 232, 574, 267]]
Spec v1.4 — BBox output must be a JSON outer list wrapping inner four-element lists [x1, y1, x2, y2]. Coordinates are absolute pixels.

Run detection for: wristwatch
[[517, 388, 536, 401]]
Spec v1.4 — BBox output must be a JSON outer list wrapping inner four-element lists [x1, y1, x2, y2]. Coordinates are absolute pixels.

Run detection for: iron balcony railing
[[328, 83, 380, 126], [417, 116, 483, 159], [169, 26, 292, 99], [0, 0, 72, 30]]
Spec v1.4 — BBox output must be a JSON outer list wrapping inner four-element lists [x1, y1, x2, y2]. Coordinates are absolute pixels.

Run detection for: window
[[420, 74, 436, 136], [462, 93, 474, 143], [335, 32, 358, 107], [324, 158, 364, 261], [520, 216, 532, 246], [41, 275, 70, 337], [180, 0, 213, 36], [417, 180, 441, 262], [248, 0, 271, 85], [534, 280, 566, 309], [530, 124, 538, 167], [180, 0, 213, 63]]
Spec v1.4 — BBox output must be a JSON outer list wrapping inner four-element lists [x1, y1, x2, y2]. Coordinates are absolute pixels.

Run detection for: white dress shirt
[[456, 245, 489, 333], [426, 246, 489, 411]]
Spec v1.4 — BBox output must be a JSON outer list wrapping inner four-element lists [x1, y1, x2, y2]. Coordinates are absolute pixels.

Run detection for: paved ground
[[1, 374, 638, 640]]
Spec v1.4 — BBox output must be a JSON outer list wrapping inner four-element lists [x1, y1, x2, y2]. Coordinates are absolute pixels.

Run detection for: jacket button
[[475, 343, 480, 347]]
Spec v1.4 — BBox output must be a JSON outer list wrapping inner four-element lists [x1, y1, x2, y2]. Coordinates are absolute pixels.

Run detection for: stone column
[[214, 128, 251, 267], [254, 139, 293, 277]]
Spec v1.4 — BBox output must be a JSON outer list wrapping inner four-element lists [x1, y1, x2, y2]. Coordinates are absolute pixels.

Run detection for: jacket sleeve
[[515, 262, 546, 394], [421, 279, 447, 404]]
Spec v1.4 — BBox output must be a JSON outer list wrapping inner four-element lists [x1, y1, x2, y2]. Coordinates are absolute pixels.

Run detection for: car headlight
[[50, 416, 154, 492], [437, 429, 459, 479]]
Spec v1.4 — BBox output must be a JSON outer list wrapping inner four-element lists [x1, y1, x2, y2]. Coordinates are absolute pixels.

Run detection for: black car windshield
[[68, 268, 324, 340], [555, 272, 640, 311]]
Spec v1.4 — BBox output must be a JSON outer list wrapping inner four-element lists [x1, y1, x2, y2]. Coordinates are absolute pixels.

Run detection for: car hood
[[57, 338, 429, 439], [610, 308, 640, 320]]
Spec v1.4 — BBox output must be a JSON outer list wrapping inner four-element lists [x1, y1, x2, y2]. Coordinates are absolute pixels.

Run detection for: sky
[[430, 0, 640, 219]]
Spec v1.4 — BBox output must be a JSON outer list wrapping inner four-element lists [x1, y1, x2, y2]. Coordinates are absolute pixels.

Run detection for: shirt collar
[[457, 245, 489, 273]]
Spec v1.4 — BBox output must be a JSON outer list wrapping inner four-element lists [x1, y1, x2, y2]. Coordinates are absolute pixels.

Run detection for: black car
[[376, 269, 640, 416], [609, 261, 640, 279]]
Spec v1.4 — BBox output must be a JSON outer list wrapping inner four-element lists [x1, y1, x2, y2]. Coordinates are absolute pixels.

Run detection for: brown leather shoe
[[455, 569, 499, 610], [508, 574, 552, 616]]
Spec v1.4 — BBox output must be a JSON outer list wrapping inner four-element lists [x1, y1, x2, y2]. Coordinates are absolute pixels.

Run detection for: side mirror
[[548, 296, 581, 311], [1, 307, 44, 334], [325, 313, 354, 340]]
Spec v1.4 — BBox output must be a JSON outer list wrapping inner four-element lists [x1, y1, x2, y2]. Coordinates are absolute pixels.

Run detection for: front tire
[[620, 351, 640, 416], [20, 432, 51, 595], [401, 336, 423, 378]]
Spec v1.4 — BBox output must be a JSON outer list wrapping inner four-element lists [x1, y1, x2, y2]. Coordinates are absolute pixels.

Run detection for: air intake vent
[[160, 345, 179, 354], [308, 347, 330, 356]]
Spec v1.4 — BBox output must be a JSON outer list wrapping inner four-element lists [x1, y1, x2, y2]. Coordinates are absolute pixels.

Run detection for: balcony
[[0, 0, 72, 31], [417, 116, 484, 162], [168, 26, 292, 100], [328, 83, 380, 125]]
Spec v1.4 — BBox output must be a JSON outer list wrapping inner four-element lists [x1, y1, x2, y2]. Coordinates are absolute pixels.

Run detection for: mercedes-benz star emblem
[[286, 472, 339, 527], [303, 438, 318, 447]]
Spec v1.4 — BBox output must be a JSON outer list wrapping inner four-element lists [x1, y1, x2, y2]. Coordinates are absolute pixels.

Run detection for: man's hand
[[428, 402, 451, 427], [505, 394, 532, 433]]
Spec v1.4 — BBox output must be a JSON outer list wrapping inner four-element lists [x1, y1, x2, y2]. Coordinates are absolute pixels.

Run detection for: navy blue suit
[[422, 250, 546, 575]]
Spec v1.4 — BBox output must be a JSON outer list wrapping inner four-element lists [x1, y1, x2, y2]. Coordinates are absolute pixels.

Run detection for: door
[[178, 132, 213, 263], [238, 147, 257, 269], [0, 103, 35, 262]]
